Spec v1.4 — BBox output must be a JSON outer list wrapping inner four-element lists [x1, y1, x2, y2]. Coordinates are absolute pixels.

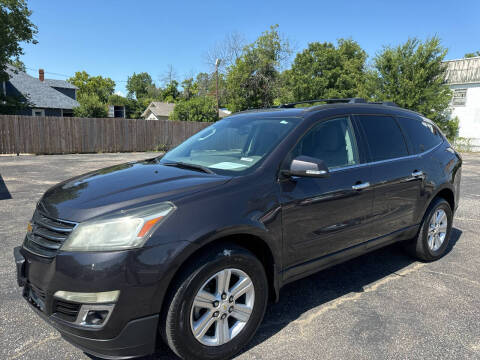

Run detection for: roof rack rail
[[278, 97, 400, 109], [368, 101, 398, 107], [278, 97, 367, 108]]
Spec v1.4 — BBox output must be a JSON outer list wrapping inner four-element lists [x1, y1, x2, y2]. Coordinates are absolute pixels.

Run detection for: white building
[[141, 101, 231, 121], [141, 102, 175, 120], [444, 57, 480, 151]]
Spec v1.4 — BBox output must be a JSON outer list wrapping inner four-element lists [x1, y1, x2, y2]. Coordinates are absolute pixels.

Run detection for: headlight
[[61, 202, 175, 252]]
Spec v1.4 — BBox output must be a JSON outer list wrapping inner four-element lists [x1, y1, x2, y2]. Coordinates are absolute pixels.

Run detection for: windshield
[[160, 115, 301, 174]]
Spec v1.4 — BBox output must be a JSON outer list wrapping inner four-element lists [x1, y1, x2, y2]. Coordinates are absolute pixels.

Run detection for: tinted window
[[358, 115, 408, 161], [398, 117, 443, 154], [292, 117, 359, 169]]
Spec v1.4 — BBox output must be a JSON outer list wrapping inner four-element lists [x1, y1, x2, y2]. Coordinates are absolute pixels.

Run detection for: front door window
[[291, 117, 359, 170]]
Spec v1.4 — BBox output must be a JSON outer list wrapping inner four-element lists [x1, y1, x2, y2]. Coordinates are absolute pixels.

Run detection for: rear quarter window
[[398, 117, 443, 154]]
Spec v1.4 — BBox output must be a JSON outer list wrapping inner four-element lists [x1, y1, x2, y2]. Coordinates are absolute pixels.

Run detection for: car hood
[[39, 158, 231, 222]]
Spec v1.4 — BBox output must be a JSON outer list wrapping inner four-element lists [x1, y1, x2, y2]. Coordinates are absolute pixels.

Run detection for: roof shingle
[[6, 65, 79, 109]]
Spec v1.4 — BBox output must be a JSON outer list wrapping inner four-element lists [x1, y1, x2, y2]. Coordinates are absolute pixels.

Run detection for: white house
[[444, 57, 480, 151], [141, 102, 175, 120], [141, 101, 231, 120]]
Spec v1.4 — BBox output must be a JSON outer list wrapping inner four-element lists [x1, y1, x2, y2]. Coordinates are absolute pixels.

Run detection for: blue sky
[[21, 0, 480, 95]]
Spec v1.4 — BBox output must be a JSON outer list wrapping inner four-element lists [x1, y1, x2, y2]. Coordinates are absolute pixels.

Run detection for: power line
[[25, 67, 128, 82]]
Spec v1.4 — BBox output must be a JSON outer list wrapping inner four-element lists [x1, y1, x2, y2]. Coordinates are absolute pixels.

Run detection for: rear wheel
[[161, 244, 268, 360], [410, 197, 453, 261]]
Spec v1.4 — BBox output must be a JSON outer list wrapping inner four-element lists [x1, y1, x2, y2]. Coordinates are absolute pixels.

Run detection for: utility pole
[[215, 58, 221, 120]]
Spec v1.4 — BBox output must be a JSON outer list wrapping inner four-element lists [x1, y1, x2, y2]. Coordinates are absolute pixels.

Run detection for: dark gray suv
[[14, 98, 461, 360]]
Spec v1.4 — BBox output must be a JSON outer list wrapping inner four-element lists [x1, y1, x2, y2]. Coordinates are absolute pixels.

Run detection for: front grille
[[53, 299, 81, 322], [23, 210, 77, 258]]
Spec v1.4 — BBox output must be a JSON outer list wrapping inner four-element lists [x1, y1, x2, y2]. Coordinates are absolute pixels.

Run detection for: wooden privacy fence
[[0, 115, 211, 154]]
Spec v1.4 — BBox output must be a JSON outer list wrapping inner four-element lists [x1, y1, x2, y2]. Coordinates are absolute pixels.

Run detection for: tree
[[464, 51, 480, 58], [180, 77, 197, 100], [281, 39, 367, 103], [160, 64, 177, 85], [7, 57, 26, 71], [196, 72, 211, 96], [226, 25, 292, 112], [126, 72, 154, 99], [162, 80, 180, 103], [371, 37, 457, 139], [204, 31, 246, 73], [73, 93, 107, 118], [67, 71, 115, 103], [0, 0, 37, 83], [194, 72, 227, 106], [170, 96, 218, 122]]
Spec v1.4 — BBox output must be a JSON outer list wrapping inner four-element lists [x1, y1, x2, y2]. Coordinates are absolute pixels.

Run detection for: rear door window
[[398, 117, 443, 154], [357, 115, 408, 162]]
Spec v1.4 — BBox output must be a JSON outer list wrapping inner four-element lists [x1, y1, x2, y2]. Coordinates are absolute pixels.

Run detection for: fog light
[[84, 310, 109, 326], [75, 304, 115, 328]]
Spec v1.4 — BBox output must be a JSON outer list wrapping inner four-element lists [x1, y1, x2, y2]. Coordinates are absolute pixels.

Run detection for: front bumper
[[26, 294, 158, 359], [13, 243, 183, 358]]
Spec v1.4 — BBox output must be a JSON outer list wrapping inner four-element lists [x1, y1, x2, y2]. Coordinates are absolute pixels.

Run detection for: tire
[[409, 197, 453, 261], [161, 244, 268, 360]]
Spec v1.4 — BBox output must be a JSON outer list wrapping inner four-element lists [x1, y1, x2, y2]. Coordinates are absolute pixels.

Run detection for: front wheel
[[161, 244, 268, 360], [410, 197, 453, 261]]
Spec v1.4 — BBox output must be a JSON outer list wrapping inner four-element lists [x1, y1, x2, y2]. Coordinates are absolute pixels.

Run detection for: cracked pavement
[[0, 152, 479, 360]]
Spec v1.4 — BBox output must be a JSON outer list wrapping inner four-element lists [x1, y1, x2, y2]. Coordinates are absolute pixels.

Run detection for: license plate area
[[24, 285, 46, 313]]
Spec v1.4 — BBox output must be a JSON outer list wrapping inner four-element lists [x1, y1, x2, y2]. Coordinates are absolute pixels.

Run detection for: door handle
[[412, 170, 424, 178], [352, 182, 370, 190]]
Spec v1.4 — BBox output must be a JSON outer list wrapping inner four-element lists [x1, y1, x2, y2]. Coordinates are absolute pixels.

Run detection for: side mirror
[[283, 156, 329, 178]]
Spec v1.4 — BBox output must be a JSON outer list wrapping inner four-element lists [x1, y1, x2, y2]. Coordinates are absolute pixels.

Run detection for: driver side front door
[[279, 116, 376, 280]]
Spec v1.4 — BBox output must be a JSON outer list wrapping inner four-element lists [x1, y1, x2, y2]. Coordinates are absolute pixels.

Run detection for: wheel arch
[[434, 187, 455, 213], [158, 231, 281, 321]]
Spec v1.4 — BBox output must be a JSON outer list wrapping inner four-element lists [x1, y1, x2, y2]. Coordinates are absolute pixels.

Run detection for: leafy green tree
[[7, 57, 26, 72], [180, 77, 197, 100], [0, 0, 36, 114], [107, 94, 129, 106], [0, 0, 37, 83], [67, 71, 115, 103], [195, 72, 227, 106], [464, 51, 480, 58], [226, 25, 292, 112], [370, 37, 457, 139], [196, 72, 211, 96], [126, 72, 154, 99], [280, 39, 367, 103], [170, 96, 217, 122], [73, 93, 108, 118], [162, 80, 180, 103]]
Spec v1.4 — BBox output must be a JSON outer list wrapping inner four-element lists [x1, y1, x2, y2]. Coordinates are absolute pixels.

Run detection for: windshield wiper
[[162, 161, 215, 174]]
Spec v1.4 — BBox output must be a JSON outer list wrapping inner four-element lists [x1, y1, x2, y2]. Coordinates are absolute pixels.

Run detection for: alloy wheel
[[427, 208, 448, 251], [190, 268, 255, 346]]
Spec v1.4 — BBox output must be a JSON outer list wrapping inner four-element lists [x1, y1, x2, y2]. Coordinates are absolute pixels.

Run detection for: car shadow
[[0, 174, 12, 200], [86, 227, 462, 360]]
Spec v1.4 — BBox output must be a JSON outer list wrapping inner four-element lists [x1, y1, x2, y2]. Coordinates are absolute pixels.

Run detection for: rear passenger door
[[397, 116, 445, 220], [355, 115, 423, 240]]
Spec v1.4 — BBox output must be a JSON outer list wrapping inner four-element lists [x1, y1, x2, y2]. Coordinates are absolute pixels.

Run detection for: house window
[[62, 109, 74, 117], [32, 109, 45, 116], [452, 88, 467, 106]]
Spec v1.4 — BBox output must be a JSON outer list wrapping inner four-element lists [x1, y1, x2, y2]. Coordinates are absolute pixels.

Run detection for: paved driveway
[[1, 152, 479, 360]]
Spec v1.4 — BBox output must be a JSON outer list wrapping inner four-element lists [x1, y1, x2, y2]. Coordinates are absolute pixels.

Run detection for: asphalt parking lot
[[1, 152, 479, 360]]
